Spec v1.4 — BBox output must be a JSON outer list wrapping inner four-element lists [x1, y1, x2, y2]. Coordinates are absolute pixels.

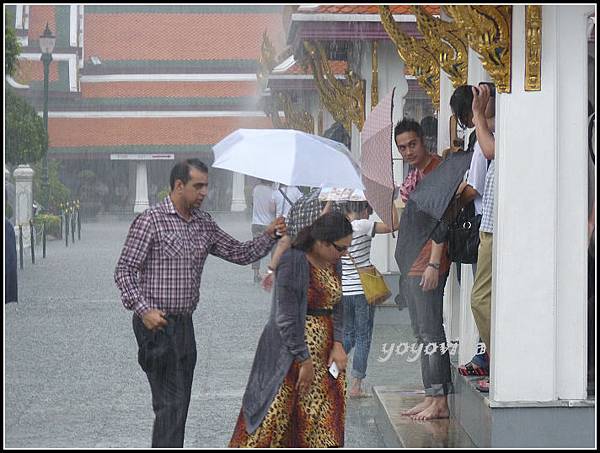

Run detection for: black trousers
[[133, 313, 197, 448]]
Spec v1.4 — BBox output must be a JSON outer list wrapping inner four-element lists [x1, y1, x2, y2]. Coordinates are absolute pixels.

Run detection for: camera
[[476, 82, 496, 97]]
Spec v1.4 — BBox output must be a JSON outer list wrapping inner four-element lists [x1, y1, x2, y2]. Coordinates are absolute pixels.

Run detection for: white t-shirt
[[252, 184, 275, 226], [272, 186, 303, 218], [341, 219, 376, 295], [467, 141, 489, 215]]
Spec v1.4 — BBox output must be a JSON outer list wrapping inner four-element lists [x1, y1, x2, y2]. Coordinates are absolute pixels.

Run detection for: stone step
[[373, 386, 477, 448], [449, 365, 596, 448]]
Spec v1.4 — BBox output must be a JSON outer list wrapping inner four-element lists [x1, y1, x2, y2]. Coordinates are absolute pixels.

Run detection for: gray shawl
[[241, 248, 344, 434]]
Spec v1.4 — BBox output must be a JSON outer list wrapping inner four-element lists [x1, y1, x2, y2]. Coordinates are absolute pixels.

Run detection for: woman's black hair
[[450, 85, 474, 129], [293, 212, 353, 252], [344, 201, 370, 215]]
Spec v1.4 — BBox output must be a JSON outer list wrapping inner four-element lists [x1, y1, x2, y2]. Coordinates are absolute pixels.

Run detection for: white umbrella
[[212, 129, 364, 190]]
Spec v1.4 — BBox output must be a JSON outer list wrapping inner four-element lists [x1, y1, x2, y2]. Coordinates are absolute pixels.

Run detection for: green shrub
[[157, 186, 170, 203], [33, 213, 61, 237]]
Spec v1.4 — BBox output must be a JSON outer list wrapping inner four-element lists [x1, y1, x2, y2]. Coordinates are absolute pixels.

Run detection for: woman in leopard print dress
[[230, 212, 353, 448]]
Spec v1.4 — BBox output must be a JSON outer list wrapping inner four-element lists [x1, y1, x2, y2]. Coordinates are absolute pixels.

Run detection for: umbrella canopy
[[212, 129, 364, 190], [318, 187, 366, 202], [361, 87, 396, 228], [394, 149, 474, 276]]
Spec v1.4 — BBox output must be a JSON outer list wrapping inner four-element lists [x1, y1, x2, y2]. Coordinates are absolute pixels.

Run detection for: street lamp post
[[39, 23, 56, 211]]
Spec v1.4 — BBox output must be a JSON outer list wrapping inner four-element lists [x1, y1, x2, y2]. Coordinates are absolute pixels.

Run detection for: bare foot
[[411, 397, 449, 420], [401, 397, 433, 416], [349, 379, 363, 397]]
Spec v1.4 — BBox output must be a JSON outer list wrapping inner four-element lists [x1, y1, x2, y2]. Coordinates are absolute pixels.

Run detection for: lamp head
[[39, 23, 56, 54]]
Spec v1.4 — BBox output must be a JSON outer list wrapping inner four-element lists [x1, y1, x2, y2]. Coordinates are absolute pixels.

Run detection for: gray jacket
[[241, 248, 344, 434]]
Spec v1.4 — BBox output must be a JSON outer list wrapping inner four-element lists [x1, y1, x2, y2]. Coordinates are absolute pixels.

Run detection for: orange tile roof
[[48, 116, 274, 147], [81, 81, 258, 99], [27, 6, 57, 42], [313, 5, 440, 15], [85, 13, 286, 62], [14, 59, 60, 84]]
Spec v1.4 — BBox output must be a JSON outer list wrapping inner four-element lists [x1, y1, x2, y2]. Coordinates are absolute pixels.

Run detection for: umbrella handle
[[278, 187, 294, 208]]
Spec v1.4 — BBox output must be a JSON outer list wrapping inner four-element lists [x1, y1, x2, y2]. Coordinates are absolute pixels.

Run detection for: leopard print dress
[[229, 263, 346, 448]]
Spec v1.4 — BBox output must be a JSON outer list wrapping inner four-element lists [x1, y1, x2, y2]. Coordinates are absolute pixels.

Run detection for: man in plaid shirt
[[114, 159, 286, 447]]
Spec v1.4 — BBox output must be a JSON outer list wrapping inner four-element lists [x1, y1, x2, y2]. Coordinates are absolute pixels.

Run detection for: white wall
[[491, 5, 592, 402]]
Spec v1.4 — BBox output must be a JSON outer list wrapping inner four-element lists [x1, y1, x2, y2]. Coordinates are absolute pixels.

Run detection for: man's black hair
[[170, 159, 208, 190], [394, 118, 423, 140]]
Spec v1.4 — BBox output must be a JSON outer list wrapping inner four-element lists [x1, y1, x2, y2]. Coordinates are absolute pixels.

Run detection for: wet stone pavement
[[5, 212, 422, 448]]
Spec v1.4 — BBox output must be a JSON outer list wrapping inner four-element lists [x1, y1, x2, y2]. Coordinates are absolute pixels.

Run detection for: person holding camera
[[449, 83, 496, 380], [450, 83, 496, 391]]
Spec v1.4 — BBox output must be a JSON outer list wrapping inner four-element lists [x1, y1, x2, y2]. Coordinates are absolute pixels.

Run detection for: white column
[[15, 5, 23, 28], [437, 69, 454, 155], [491, 5, 592, 402], [13, 165, 35, 248], [70, 5, 78, 47], [230, 172, 247, 212], [457, 265, 479, 365], [133, 161, 149, 214], [439, 67, 462, 344]]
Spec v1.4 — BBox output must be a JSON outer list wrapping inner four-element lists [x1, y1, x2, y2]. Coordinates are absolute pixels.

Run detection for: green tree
[[5, 88, 48, 166], [32, 160, 72, 212], [5, 13, 21, 77]]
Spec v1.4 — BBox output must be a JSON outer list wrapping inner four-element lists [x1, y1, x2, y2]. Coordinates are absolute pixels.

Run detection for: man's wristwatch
[[427, 262, 440, 270], [266, 266, 275, 275]]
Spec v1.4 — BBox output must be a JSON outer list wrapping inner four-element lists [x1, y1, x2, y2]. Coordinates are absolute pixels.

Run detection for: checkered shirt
[[114, 196, 276, 318], [480, 159, 495, 233], [286, 188, 343, 239]]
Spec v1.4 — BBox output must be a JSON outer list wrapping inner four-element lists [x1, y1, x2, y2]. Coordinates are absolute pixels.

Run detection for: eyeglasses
[[330, 242, 348, 253]]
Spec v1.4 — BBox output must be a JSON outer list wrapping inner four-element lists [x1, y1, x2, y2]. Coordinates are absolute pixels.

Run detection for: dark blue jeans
[[343, 293, 376, 380]]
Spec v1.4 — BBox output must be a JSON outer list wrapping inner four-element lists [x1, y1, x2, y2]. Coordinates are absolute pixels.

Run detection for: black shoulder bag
[[447, 131, 482, 264]]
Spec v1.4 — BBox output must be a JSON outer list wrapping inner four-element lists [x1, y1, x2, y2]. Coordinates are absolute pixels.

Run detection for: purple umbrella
[[361, 87, 396, 229]]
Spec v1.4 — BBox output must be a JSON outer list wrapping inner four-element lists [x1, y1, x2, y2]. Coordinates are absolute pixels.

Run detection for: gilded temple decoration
[[525, 5, 542, 91], [411, 6, 468, 88], [303, 40, 366, 134], [265, 92, 314, 134], [257, 30, 277, 90], [318, 110, 324, 136], [371, 41, 379, 109], [277, 92, 314, 133], [379, 5, 440, 110], [445, 5, 513, 93], [257, 31, 313, 132]]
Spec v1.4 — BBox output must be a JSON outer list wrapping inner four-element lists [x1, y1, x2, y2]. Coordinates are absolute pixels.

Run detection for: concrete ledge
[[373, 386, 476, 448], [449, 366, 596, 447]]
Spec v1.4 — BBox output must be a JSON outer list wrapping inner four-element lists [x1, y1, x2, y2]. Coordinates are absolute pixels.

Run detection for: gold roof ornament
[[525, 5, 542, 91], [277, 92, 315, 134], [265, 92, 314, 134], [379, 5, 440, 110], [371, 41, 379, 109], [257, 30, 277, 91], [411, 5, 468, 88], [445, 5, 512, 93], [303, 40, 365, 134]]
